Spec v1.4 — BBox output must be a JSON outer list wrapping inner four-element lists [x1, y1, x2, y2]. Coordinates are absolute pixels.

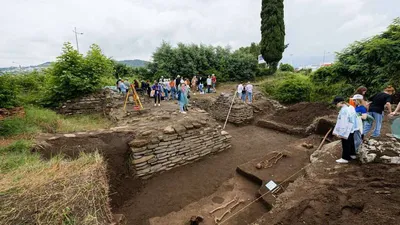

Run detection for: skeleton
[[214, 199, 245, 224], [209, 196, 238, 214], [256, 152, 285, 169]]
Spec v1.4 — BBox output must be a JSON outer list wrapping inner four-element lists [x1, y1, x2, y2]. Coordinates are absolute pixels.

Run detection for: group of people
[[236, 82, 254, 103], [333, 85, 397, 164], [117, 74, 218, 114]]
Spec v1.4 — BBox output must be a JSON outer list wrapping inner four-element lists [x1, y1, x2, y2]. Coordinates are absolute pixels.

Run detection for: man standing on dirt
[[237, 83, 244, 100], [211, 74, 217, 92], [364, 85, 394, 138], [206, 76, 212, 93], [245, 82, 253, 103]]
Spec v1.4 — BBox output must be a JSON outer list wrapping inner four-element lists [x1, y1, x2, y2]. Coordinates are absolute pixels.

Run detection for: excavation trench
[[34, 123, 299, 225]]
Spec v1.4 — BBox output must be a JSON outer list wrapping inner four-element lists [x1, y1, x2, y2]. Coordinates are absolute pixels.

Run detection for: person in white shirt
[[206, 76, 212, 93], [245, 82, 253, 103], [237, 83, 244, 100]]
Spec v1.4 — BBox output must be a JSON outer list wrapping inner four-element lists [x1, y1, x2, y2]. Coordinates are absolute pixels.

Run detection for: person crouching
[[332, 96, 360, 164]]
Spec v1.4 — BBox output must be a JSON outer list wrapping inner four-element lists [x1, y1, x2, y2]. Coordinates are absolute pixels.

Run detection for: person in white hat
[[352, 94, 368, 150]]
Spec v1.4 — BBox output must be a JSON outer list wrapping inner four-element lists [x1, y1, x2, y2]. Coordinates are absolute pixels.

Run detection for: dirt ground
[[254, 120, 400, 225], [115, 124, 299, 225], [270, 102, 336, 127]]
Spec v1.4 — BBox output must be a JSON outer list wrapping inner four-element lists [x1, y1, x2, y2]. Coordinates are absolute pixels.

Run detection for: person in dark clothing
[[151, 80, 162, 106], [175, 75, 181, 89], [364, 85, 395, 137]]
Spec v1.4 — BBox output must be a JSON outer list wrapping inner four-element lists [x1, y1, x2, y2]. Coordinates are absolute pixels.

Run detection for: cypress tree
[[260, 0, 285, 70]]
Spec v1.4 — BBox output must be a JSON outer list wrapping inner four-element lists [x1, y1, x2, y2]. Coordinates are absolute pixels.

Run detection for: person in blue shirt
[[119, 80, 127, 95]]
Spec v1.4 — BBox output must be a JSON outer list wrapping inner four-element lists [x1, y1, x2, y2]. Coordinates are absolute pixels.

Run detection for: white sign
[[258, 54, 266, 64], [265, 180, 278, 191]]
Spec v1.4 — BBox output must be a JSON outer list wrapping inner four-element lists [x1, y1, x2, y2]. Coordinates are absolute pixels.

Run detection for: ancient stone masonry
[[58, 89, 121, 115], [129, 122, 232, 178], [208, 93, 254, 125], [359, 138, 400, 164]]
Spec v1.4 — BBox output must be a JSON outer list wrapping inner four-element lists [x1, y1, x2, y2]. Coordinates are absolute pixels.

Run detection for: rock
[[131, 146, 147, 153], [140, 130, 153, 136], [48, 136, 59, 141], [64, 134, 76, 138], [133, 155, 154, 164], [380, 156, 400, 164], [129, 139, 150, 148], [221, 130, 229, 136], [364, 153, 377, 163], [369, 146, 377, 151], [164, 126, 175, 134], [368, 139, 378, 146], [192, 122, 202, 128], [173, 125, 187, 133]]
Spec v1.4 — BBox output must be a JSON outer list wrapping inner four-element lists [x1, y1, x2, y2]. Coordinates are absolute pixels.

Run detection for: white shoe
[[158, 104, 161, 106], [181, 111, 187, 114], [154, 104, 157, 106], [336, 158, 349, 164], [350, 155, 357, 160]]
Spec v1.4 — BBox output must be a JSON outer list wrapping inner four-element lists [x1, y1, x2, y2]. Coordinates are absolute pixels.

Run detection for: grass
[[0, 150, 113, 225], [0, 107, 115, 224], [0, 106, 112, 137]]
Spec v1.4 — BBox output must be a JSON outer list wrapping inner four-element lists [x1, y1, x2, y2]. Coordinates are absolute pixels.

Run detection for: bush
[[0, 74, 19, 108], [276, 74, 312, 103], [46, 43, 114, 106], [279, 63, 294, 72]]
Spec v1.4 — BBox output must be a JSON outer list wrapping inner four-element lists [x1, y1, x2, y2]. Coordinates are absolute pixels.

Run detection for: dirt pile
[[254, 141, 400, 225], [271, 102, 336, 127]]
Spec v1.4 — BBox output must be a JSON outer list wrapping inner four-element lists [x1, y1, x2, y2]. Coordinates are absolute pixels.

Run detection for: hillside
[[117, 59, 148, 67]]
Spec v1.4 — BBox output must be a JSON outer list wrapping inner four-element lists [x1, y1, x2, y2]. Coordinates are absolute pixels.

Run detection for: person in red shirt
[[211, 74, 217, 92]]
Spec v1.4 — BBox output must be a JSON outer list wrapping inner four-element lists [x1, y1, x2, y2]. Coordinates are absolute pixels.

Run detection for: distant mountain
[[117, 59, 148, 67], [0, 59, 148, 73]]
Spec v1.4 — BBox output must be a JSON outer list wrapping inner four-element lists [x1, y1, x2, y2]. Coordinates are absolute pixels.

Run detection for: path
[[115, 124, 298, 225]]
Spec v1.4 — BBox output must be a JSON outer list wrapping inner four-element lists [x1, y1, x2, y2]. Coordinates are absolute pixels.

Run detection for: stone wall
[[359, 138, 400, 164], [209, 93, 254, 125], [129, 122, 232, 178], [58, 89, 119, 115]]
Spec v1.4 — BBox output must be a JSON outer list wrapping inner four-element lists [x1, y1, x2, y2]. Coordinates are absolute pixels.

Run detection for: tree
[[279, 63, 294, 72], [260, 0, 286, 70], [0, 74, 18, 108], [46, 42, 114, 105]]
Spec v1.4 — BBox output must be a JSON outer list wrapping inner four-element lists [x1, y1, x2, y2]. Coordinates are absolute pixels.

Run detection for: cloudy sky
[[0, 0, 398, 67]]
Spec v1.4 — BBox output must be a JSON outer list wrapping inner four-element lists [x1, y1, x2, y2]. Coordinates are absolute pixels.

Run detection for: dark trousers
[[341, 132, 356, 160], [154, 94, 161, 103]]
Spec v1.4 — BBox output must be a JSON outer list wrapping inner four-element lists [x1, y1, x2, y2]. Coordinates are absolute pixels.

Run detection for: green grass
[[0, 140, 41, 173], [0, 106, 112, 137]]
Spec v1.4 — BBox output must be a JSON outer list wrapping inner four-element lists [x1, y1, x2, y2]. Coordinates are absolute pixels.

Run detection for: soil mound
[[271, 102, 336, 127]]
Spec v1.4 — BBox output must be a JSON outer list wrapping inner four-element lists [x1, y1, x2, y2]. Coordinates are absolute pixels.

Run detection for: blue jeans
[[247, 92, 253, 103], [170, 87, 176, 100], [241, 92, 246, 101], [353, 130, 362, 152], [363, 112, 383, 137]]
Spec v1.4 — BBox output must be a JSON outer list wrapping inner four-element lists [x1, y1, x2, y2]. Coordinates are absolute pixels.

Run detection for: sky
[[0, 0, 398, 67]]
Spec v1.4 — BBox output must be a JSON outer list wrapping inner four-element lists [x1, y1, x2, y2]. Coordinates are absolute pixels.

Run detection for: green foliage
[[0, 74, 19, 108], [0, 140, 40, 173], [276, 74, 312, 103], [236, 42, 260, 59], [148, 42, 258, 82], [113, 61, 134, 79], [46, 43, 114, 105], [332, 18, 400, 95], [279, 63, 294, 72], [260, 0, 286, 69]]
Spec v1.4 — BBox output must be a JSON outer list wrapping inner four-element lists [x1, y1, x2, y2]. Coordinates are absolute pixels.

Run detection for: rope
[[219, 128, 334, 224], [222, 93, 237, 130]]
